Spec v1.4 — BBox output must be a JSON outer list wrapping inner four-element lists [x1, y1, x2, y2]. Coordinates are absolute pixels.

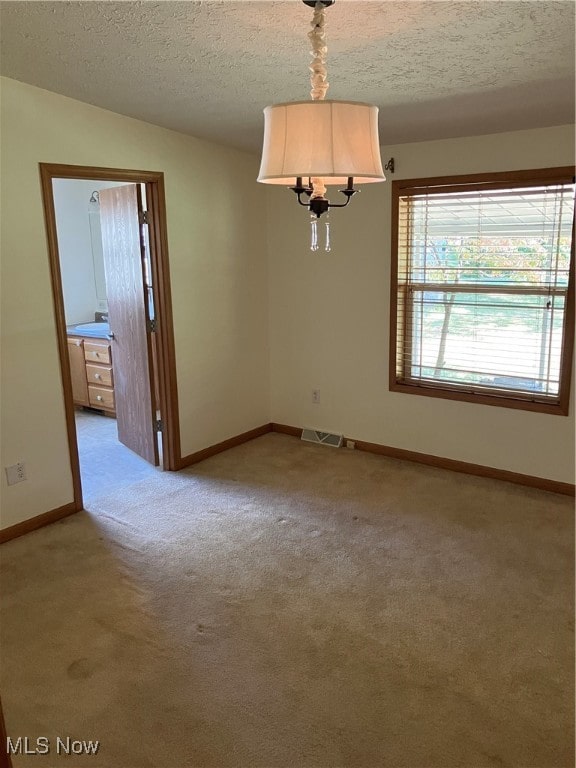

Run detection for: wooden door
[[99, 185, 159, 465]]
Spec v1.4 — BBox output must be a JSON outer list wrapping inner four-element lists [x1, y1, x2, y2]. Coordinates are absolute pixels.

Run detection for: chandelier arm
[[326, 198, 353, 209]]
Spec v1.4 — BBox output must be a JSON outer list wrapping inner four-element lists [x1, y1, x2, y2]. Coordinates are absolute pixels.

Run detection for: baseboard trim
[[0, 501, 79, 544], [270, 423, 575, 496], [270, 422, 301, 437], [178, 423, 272, 469]]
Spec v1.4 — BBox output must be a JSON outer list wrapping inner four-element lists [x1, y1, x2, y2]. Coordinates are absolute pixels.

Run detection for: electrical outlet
[[5, 462, 27, 486], [312, 389, 321, 404], [346, 440, 356, 450]]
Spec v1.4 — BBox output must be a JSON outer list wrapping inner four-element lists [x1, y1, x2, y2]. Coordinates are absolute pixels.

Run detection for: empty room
[[0, 2, 574, 767]]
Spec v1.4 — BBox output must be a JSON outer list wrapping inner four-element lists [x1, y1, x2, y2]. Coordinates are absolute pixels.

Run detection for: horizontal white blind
[[396, 183, 575, 401]]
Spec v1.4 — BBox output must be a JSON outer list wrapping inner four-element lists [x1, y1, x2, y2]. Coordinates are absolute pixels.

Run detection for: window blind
[[395, 181, 575, 403]]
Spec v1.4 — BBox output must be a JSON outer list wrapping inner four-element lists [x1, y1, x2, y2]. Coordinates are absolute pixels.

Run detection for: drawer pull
[[96, 395, 103, 401], [94, 373, 101, 379]]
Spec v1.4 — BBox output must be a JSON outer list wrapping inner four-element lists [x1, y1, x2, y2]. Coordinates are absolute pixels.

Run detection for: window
[[390, 168, 575, 414]]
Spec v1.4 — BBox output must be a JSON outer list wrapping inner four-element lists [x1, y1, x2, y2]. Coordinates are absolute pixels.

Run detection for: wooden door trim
[[147, 177, 181, 469], [0, 692, 13, 768], [39, 164, 169, 183], [40, 166, 85, 508], [39, 164, 180, 514]]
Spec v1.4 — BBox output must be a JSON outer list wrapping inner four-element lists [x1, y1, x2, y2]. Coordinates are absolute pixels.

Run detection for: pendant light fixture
[[257, 0, 387, 250]]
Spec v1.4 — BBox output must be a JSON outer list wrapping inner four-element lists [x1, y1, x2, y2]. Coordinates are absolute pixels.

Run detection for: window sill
[[389, 380, 569, 416]]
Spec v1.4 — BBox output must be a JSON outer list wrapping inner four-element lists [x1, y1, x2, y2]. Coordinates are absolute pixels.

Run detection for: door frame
[[39, 163, 181, 510]]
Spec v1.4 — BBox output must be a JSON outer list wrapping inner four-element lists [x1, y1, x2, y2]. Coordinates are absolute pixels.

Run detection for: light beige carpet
[[1, 433, 573, 768]]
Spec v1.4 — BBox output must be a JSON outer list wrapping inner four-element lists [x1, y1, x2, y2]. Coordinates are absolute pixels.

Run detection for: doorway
[[40, 164, 180, 511]]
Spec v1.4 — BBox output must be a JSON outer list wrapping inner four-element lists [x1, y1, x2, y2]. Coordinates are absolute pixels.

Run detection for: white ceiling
[[1, 1, 574, 154]]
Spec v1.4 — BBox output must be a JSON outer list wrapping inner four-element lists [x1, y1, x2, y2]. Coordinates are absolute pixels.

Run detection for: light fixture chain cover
[[309, 2, 329, 201], [308, 3, 329, 101]]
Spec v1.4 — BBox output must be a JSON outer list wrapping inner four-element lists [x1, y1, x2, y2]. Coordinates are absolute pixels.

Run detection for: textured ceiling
[[1, 1, 574, 154]]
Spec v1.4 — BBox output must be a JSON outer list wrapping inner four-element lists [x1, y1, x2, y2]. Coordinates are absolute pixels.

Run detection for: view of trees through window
[[394, 177, 575, 407], [411, 232, 570, 394]]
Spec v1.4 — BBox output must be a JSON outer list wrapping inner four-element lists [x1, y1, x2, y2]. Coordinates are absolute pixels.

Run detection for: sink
[[68, 322, 110, 338]]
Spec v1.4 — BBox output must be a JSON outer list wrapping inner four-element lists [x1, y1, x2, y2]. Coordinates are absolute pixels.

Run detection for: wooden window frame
[[389, 167, 576, 416]]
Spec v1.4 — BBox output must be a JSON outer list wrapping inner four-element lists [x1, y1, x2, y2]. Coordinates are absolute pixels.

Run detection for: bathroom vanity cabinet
[[67, 335, 115, 416]]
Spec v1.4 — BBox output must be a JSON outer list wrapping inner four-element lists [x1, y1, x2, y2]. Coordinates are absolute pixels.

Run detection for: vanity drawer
[[86, 364, 113, 387], [84, 341, 111, 365], [88, 385, 115, 410]]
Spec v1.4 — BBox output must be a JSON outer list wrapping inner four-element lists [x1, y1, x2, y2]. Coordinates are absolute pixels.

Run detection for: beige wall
[[268, 125, 576, 483], [0, 77, 270, 529], [1, 77, 574, 533]]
